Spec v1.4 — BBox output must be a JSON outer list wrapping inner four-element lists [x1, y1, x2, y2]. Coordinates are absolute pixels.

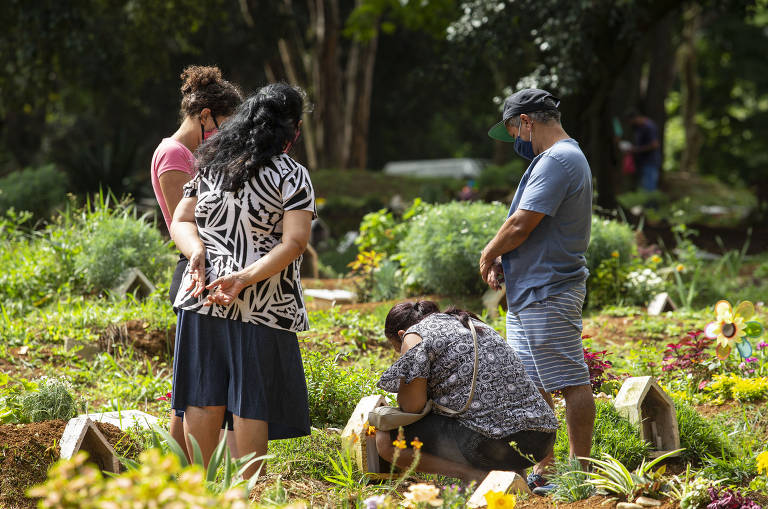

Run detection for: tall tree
[[239, 0, 455, 170]]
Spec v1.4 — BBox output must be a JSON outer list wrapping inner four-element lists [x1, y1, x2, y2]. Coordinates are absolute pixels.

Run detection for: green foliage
[[28, 449, 251, 508], [20, 376, 77, 423], [550, 458, 595, 503], [556, 400, 651, 470], [706, 373, 768, 403], [580, 448, 683, 500], [0, 194, 173, 307], [397, 201, 507, 296], [586, 216, 636, 276], [140, 426, 265, 494], [371, 259, 403, 301], [355, 198, 430, 257], [303, 351, 388, 427], [72, 195, 174, 291], [0, 164, 68, 220], [675, 398, 734, 463]]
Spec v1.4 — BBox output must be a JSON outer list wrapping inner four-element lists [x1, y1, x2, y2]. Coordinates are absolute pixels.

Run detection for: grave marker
[[466, 471, 531, 508], [60, 417, 120, 473], [614, 376, 680, 458]]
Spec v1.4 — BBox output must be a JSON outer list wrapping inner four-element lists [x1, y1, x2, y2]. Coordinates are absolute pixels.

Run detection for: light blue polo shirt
[[501, 138, 592, 313]]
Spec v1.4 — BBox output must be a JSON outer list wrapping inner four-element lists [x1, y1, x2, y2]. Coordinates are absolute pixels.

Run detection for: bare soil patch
[[0, 419, 137, 509], [98, 319, 175, 358]]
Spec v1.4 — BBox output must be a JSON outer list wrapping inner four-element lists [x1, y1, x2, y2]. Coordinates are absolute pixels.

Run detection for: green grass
[[555, 400, 651, 470]]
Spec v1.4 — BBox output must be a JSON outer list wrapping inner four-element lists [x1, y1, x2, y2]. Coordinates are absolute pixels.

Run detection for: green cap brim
[[488, 120, 516, 142]]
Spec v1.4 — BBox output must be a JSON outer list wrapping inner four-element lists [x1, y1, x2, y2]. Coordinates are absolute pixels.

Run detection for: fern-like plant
[[579, 448, 684, 500]]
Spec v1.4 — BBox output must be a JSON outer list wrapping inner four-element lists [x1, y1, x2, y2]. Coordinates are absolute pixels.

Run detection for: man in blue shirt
[[480, 89, 595, 493], [626, 111, 661, 192]]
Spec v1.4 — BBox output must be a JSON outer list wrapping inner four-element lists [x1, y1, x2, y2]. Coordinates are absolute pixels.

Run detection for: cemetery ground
[[2, 282, 768, 508]]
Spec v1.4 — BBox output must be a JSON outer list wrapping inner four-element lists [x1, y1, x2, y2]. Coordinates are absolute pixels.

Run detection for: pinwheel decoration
[[705, 300, 764, 360]]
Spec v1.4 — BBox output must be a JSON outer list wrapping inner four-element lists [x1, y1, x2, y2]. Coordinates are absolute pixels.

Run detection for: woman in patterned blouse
[[376, 301, 558, 482], [170, 83, 315, 477]]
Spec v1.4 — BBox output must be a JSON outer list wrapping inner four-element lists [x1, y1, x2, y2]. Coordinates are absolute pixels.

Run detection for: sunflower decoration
[[704, 300, 764, 360]]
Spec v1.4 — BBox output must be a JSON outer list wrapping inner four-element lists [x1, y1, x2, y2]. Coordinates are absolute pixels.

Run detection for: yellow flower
[[366, 425, 376, 436], [403, 483, 442, 507], [650, 255, 662, 264], [410, 437, 423, 449], [484, 490, 516, 509], [676, 264, 685, 272], [350, 432, 359, 444], [393, 438, 407, 449], [611, 251, 619, 258], [757, 451, 768, 475]]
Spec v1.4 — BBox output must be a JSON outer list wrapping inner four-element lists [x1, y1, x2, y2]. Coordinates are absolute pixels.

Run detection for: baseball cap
[[488, 88, 561, 142]]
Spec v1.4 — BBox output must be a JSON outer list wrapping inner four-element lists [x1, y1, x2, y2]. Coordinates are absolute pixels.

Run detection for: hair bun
[[180, 65, 224, 95]]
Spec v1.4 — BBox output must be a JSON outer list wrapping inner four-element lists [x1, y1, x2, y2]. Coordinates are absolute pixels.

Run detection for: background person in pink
[[150, 64, 242, 454]]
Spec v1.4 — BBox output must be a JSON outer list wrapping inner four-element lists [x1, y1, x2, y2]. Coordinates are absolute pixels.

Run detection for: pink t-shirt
[[150, 138, 195, 230]]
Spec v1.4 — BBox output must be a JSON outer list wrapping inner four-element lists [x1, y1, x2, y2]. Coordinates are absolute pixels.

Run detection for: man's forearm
[[483, 215, 531, 261]]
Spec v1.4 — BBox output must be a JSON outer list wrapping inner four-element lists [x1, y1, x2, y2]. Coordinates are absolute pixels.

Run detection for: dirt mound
[[0, 419, 138, 509], [98, 319, 175, 358]]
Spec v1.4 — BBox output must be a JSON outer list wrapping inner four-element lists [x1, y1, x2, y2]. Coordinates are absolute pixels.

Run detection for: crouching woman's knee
[[375, 430, 395, 462]]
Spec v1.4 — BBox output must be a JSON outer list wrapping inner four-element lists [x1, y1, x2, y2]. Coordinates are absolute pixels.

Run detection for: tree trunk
[[679, 3, 702, 174], [643, 8, 678, 177], [343, 31, 378, 169]]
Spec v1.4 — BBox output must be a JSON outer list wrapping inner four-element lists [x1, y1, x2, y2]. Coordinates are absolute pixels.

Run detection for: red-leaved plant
[[582, 339, 618, 393], [661, 330, 712, 384]]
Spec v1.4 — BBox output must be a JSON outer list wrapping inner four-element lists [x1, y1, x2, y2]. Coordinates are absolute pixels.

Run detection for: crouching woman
[[375, 301, 558, 483]]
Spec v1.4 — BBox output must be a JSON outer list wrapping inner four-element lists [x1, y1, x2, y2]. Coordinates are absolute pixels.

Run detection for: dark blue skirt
[[171, 310, 311, 440]]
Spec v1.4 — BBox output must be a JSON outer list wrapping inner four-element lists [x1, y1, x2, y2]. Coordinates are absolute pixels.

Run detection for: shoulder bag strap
[[433, 319, 479, 416]]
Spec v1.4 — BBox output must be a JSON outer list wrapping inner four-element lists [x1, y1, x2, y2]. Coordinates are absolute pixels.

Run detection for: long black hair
[[195, 82, 304, 192], [384, 300, 483, 346]]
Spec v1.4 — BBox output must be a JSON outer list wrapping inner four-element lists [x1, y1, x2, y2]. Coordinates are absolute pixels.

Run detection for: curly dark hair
[[195, 83, 304, 192], [179, 65, 242, 120]]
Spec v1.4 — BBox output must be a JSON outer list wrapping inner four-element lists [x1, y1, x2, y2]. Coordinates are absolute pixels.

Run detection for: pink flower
[[758, 341, 768, 350], [739, 362, 747, 370], [698, 380, 708, 390], [746, 357, 758, 363], [156, 392, 172, 401]]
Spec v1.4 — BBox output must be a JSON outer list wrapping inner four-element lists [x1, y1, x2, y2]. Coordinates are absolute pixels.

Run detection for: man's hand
[[479, 252, 504, 290]]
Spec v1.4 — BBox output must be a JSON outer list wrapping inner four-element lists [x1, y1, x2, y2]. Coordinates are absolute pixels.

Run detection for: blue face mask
[[513, 120, 535, 160]]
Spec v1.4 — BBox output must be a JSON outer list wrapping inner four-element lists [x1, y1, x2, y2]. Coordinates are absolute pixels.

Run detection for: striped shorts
[[506, 285, 590, 392]]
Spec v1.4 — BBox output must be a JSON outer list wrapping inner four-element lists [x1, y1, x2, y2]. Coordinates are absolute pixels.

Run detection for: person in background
[[170, 83, 314, 477], [149, 64, 242, 453], [625, 110, 661, 192], [375, 300, 558, 483]]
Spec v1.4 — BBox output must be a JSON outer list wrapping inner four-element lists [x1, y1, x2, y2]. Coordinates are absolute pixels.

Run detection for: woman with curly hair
[[150, 65, 242, 452], [170, 83, 314, 476]]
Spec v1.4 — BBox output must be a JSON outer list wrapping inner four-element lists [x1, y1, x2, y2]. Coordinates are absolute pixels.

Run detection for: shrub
[[555, 400, 650, 470], [586, 216, 635, 275], [303, 351, 388, 427], [20, 377, 77, 422], [0, 164, 68, 220], [0, 195, 174, 303], [72, 196, 174, 291], [397, 201, 507, 296], [674, 398, 733, 463], [355, 198, 430, 258]]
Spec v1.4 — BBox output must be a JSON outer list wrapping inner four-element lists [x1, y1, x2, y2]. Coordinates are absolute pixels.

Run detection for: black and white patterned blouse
[[378, 313, 559, 438], [173, 153, 316, 332]]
